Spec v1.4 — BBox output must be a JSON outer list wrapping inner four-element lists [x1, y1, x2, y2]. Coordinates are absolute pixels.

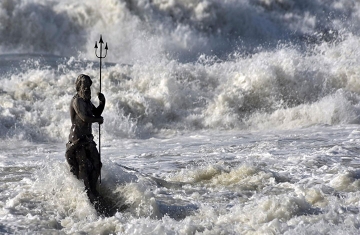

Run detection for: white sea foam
[[2, 38, 360, 141], [0, 0, 360, 141], [1, 126, 360, 234]]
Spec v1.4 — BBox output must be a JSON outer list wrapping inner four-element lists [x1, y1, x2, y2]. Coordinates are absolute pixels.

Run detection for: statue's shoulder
[[71, 95, 84, 107]]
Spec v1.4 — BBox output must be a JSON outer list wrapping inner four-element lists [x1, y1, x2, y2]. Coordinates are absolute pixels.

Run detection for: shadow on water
[[92, 185, 129, 217], [0, 225, 14, 235], [93, 164, 198, 219], [350, 169, 360, 180], [115, 163, 186, 189], [156, 200, 198, 221], [93, 190, 198, 220]]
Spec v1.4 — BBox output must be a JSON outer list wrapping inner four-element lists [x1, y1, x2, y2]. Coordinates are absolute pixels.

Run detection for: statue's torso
[[69, 97, 94, 142]]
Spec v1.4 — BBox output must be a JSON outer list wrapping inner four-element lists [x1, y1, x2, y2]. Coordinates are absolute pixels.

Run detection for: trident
[[94, 34, 108, 184]]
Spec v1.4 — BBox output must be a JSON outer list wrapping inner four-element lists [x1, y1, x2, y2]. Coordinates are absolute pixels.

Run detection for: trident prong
[[95, 35, 108, 60], [94, 34, 108, 185], [94, 34, 108, 92]]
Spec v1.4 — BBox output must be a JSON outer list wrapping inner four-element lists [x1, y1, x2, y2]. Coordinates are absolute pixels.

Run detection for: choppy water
[[1, 0, 360, 234], [2, 127, 360, 234]]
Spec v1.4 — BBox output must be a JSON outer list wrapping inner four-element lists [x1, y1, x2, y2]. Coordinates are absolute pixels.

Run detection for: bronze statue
[[65, 74, 105, 202]]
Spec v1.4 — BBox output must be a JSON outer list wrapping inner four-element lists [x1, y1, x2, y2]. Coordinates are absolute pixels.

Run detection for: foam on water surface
[[3, 127, 360, 234]]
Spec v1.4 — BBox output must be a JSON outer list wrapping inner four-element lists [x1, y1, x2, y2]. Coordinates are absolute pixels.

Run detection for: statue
[[65, 74, 105, 202]]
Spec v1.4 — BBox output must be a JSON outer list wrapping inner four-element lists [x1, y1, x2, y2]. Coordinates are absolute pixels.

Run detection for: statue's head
[[76, 74, 92, 100]]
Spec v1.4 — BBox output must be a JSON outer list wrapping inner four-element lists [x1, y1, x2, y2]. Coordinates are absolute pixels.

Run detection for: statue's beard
[[79, 90, 91, 100]]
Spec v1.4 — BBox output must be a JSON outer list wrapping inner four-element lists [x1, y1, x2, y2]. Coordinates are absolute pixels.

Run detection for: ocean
[[1, 0, 360, 234]]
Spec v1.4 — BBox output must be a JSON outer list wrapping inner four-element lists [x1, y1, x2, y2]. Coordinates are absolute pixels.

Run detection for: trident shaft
[[94, 35, 108, 184]]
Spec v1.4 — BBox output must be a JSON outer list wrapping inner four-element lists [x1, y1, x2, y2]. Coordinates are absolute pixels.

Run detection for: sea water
[[1, 0, 360, 234]]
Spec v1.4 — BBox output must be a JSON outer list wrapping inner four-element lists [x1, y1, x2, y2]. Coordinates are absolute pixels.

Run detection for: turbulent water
[[1, 0, 360, 234]]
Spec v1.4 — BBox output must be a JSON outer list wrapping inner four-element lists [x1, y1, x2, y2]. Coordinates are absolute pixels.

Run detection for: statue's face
[[78, 79, 92, 100]]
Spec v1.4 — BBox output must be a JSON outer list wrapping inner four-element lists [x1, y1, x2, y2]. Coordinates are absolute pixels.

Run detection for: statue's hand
[[97, 92, 106, 102], [98, 116, 104, 124]]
